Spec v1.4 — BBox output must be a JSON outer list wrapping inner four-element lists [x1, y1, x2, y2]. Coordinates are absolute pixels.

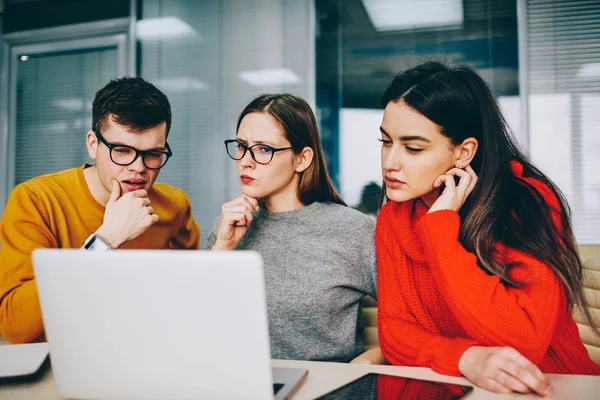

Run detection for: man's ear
[[295, 146, 314, 173], [86, 130, 98, 160], [454, 137, 478, 168]]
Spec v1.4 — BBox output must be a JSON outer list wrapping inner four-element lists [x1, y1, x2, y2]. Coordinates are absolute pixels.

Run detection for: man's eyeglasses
[[94, 130, 173, 170], [224, 139, 292, 165]]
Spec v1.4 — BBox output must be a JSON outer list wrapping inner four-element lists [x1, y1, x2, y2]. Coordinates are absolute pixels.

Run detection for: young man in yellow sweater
[[0, 77, 200, 344]]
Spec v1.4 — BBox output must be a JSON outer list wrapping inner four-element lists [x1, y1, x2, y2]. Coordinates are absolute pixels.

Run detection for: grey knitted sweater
[[204, 201, 377, 362]]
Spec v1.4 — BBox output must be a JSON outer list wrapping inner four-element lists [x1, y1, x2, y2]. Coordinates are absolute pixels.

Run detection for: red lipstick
[[240, 174, 255, 185]]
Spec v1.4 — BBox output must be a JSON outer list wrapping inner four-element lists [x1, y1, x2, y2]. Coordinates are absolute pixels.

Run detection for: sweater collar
[[387, 199, 428, 263], [257, 200, 323, 220]]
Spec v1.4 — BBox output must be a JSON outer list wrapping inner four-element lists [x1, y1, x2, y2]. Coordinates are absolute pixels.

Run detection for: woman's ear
[[454, 137, 478, 168], [295, 146, 314, 173], [86, 130, 99, 160]]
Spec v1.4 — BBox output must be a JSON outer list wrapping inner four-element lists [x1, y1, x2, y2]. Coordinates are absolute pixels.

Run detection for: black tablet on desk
[[317, 373, 473, 399]]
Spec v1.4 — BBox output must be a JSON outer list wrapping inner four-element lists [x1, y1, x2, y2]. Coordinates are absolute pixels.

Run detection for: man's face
[[87, 116, 167, 198]]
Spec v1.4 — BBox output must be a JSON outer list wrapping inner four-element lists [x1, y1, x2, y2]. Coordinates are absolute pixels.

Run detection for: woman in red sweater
[[376, 61, 600, 397]]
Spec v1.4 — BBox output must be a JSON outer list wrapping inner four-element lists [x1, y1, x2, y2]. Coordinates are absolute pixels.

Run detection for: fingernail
[[544, 385, 554, 397]]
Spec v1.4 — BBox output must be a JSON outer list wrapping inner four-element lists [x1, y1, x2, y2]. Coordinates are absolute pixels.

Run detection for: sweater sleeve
[[376, 206, 478, 376], [169, 194, 200, 250], [202, 216, 222, 250], [360, 216, 378, 301], [0, 184, 57, 343], [414, 210, 562, 364]]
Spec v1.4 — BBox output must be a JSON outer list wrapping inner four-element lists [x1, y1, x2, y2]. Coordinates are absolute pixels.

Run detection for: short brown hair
[[92, 77, 172, 136]]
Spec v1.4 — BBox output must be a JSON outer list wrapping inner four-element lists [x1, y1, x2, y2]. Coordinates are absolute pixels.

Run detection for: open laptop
[[32, 249, 307, 400]]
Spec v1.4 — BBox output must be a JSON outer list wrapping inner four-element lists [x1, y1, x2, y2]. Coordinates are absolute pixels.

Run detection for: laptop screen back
[[33, 249, 274, 400]]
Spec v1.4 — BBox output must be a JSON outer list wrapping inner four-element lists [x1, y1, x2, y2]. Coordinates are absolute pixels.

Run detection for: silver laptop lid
[[33, 249, 273, 400]]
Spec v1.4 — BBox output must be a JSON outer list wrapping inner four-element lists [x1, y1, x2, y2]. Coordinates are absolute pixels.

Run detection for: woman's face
[[235, 112, 299, 201], [380, 101, 458, 203]]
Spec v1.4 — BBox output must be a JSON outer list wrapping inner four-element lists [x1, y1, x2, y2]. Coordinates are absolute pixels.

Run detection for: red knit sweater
[[376, 165, 600, 377]]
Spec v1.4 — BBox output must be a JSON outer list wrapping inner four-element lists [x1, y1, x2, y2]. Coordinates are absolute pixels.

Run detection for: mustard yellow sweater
[[0, 164, 200, 343]]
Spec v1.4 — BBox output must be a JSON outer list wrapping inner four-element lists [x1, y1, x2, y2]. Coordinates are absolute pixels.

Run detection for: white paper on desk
[[0, 342, 49, 378]]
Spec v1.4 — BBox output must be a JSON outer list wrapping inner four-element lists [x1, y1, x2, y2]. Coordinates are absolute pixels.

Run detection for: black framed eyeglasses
[[224, 139, 292, 165], [94, 130, 173, 170]]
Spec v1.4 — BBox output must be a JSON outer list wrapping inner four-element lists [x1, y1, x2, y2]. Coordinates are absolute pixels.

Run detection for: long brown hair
[[237, 94, 345, 206], [381, 61, 597, 333]]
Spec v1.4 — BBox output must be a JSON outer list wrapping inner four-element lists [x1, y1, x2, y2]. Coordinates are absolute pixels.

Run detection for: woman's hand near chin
[[212, 195, 259, 250]]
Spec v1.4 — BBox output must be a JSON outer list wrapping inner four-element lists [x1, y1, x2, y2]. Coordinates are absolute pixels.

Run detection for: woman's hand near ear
[[428, 165, 478, 214]]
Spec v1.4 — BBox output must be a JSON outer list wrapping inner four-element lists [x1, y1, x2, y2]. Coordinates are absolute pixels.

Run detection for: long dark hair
[[381, 61, 597, 333], [237, 94, 345, 206]]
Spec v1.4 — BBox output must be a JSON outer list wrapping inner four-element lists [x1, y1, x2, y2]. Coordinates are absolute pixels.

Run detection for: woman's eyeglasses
[[224, 139, 292, 165]]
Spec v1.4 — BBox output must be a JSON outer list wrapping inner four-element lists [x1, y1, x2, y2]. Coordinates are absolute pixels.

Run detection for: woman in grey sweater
[[205, 93, 382, 364]]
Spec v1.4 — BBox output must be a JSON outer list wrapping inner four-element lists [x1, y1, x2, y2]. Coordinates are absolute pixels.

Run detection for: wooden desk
[[0, 359, 598, 399], [272, 360, 600, 400]]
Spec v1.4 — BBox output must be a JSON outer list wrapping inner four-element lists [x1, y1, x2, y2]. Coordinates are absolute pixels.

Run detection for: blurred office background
[[0, 0, 598, 244]]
